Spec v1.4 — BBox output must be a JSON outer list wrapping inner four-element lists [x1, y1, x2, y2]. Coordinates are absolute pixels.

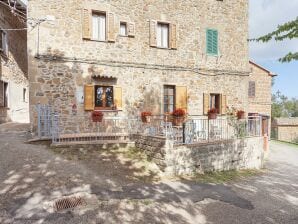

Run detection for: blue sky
[[249, 0, 298, 98]]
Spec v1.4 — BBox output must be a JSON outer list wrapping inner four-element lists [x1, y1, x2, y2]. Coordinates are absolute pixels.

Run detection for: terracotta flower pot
[[92, 112, 103, 122], [172, 116, 185, 126], [208, 113, 217, 120], [141, 116, 151, 123], [237, 111, 245, 120]]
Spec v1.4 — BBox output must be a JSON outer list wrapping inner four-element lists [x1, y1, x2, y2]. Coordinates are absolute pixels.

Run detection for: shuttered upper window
[[92, 12, 106, 41], [157, 23, 169, 48], [120, 22, 127, 36], [206, 29, 218, 55], [248, 81, 256, 97]]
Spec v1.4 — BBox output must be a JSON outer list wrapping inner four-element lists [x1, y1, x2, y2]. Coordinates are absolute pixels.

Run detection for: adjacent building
[[28, 0, 249, 133], [0, 0, 29, 123], [248, 61, 276, 136], [272, 118, 298, 143]]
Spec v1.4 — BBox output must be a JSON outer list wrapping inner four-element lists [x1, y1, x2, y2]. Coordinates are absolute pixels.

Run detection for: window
[[164, 85, 175, 113], [248, 81, 256, 97], [120, 22, 127, 36], [23, 88, 26, 102], [0, 30, 8, 55], [210, 94, 220, 112], [92, 12, 106, 41], [94, 86, 114, 109], [157, 23, 169, 48], [206, 29, 218, 55], [0, 81, 8, 107]]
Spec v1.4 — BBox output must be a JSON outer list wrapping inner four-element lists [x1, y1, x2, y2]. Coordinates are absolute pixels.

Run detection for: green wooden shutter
[[206, 29, 218, 55], [212, 30, 218, 55], [206, 29, 213, 54]]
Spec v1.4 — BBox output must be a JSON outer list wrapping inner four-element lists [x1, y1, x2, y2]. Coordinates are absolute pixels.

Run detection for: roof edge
[[249, 60, 277, 77]]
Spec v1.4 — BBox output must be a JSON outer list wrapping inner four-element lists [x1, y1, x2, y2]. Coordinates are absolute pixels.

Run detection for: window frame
[[0, 29, 8, 56], [248, 81, 256, 98], [23, 88, 26, 102], [206, 28, 219, 56], [0, 81, 8, 108], [164, 85, 176, 113], [209, 93, 221, 113], [119, 21, 128, 36], [91, 11, 107, 42], [94, 85, 114, 110], [157, 22, 170, 49]]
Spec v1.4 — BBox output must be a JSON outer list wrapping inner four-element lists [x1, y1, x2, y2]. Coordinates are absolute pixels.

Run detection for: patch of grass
[[271, 140, 298, 149], [193, 169, 262, 184]]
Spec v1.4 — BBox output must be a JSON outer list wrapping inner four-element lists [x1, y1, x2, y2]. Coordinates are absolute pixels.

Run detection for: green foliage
[[250, 17, 298, 62], [272, 91, 298, 119], [226, 107, 247, 138]]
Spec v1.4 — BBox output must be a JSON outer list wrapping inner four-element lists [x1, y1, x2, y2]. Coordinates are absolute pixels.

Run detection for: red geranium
[[172, 108, 186, 117]]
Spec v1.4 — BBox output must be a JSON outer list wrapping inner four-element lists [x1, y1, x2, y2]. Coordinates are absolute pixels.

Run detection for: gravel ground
[[0, 123, 297, 224]]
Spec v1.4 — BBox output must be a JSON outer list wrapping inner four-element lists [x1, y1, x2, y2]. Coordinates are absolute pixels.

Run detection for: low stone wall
[[133, 134, 170, 169], [134, 134, 265, 176]]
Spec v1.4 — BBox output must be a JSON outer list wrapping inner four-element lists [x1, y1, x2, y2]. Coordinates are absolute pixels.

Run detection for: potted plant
[[91, 111, 104, 122], [208, 108, 218, 120], [172, 108, 187, 126], [141, 111, 152, 123], [237, 110, 245, 119]]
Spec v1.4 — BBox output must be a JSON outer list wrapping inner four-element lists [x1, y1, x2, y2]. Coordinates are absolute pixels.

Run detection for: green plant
[[227, 107, 247, 138]]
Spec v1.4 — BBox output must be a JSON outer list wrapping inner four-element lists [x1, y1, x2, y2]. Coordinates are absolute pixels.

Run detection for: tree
[[272, 92, 298, 118], [251, 17, 298, 62]]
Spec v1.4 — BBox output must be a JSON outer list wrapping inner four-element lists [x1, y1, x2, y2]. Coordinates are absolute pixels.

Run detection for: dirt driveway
[[0, 123, 297, 224]]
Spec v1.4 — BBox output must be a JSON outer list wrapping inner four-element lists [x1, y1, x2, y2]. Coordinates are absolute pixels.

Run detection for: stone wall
[[28, 0, 249, 132], [0, 5, 29, 123], [134, 134, 265, 176], [277, 126, 298, 143], [248, 62, 273, 117]]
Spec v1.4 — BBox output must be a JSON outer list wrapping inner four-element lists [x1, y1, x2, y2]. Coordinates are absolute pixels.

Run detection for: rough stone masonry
[[28, 0, 249, 133]]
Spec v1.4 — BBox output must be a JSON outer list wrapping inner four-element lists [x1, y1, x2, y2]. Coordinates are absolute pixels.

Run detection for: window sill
[[86, 39, 108, 43], [94, 109, 123, 112], [206, 53, 219, 57]]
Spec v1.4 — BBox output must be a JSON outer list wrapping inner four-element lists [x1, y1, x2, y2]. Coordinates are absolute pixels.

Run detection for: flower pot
[[237, 112, 245, 120], [141, 116, 151, 123], [172, 116, 185, 126], [92, 112, 103, 122], [208, 113, 217, 120]]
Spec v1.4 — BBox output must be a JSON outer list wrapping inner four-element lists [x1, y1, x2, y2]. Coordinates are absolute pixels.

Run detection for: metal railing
[[138, 115, 262, 145], [35, 104, 262, 145], [51, 114, 139, 144]]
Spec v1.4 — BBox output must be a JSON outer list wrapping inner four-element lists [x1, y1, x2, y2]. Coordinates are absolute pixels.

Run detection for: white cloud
[[249, 0, 298, 61]]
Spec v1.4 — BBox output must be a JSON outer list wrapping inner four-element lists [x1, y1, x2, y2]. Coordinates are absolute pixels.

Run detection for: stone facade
[[248, 61, 274, 117], [248, 61, 275, 137], [272, 118, 298, 143], [28, 0, 249, 132], [0, 4, 29, 123], [134, 134, 265, 175]]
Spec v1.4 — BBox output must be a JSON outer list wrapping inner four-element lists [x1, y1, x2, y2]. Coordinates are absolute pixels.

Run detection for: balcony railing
[[48, 112, 262, 145]]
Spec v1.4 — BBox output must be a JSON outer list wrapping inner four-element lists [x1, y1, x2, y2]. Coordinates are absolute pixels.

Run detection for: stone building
[[27, 0, 250, 132], [0, 0, 29, 123], [272, 118, 298, 143], [248, 61, 276, 136]]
